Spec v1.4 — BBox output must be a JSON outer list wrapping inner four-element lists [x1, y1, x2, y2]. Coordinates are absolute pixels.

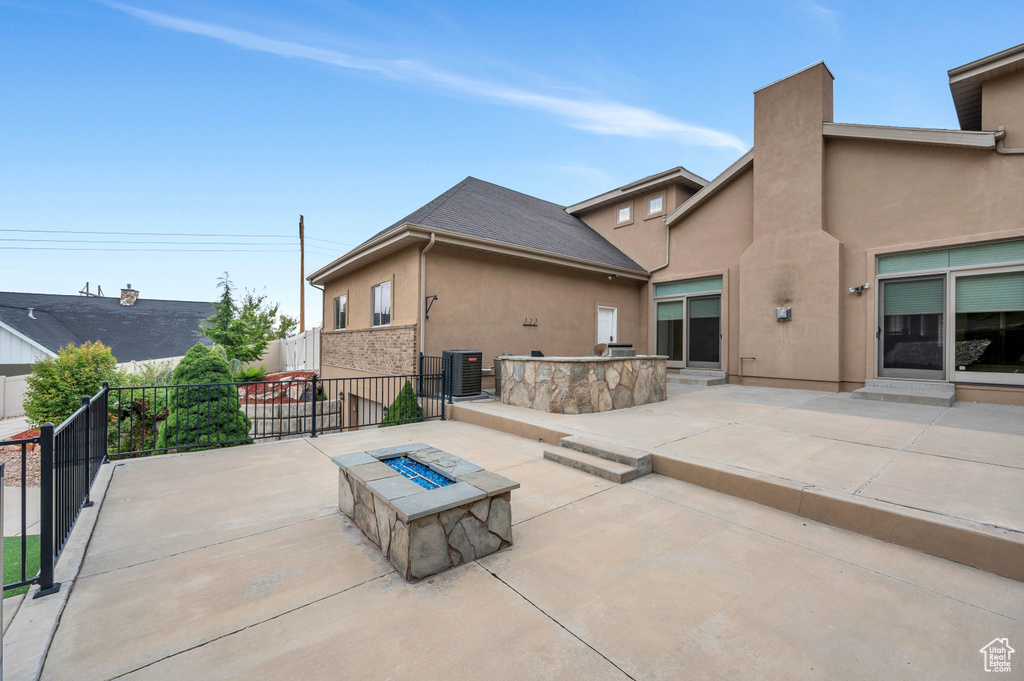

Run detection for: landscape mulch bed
[[237, 372, 316, 405], [1, 429, 41, 487]]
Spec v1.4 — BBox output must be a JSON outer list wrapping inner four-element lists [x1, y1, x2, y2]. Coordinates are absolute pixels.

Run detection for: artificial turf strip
[[4, 535, 40, 598]]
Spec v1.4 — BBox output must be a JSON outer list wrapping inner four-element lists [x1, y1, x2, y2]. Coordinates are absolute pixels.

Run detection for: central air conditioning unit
[[442, 349, 483, 397]]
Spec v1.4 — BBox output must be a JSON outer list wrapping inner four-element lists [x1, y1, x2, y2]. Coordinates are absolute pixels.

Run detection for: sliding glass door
[[687, 296, 721, 368], [878, 277, 945, 380], [953, 270, 1024, 380]]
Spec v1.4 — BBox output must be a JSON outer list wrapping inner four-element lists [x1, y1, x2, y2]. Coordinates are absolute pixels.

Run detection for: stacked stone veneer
[[243, 399, 342, 438], [322, 323, 417, 375], [501, 356, 667, 413], [332, 443, 519, 581]]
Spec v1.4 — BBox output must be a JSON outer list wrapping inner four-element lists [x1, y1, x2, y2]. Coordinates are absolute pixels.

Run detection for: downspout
[[995, 126, 1024, 154], [419, 233, 436, 354], [649, 215, 671, 273]]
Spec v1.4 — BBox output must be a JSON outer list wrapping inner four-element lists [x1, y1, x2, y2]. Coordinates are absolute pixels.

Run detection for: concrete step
[[543, 447, 639, 484], [559, 435, 652, 477], [666, 369, 728, 387], [852, 380, 955, 407]]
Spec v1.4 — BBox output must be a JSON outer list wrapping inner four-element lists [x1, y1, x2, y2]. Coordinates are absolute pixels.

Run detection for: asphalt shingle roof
[[360, 177, 647, 273], [0, 292, 215, 362]]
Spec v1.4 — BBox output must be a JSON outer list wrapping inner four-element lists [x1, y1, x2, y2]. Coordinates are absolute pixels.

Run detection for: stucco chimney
[[120, 284, 139, 306]]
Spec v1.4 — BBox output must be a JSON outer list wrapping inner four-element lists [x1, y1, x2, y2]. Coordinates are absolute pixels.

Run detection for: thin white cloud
[[797, 1, 839, 33], [104, 2, 747, 152]]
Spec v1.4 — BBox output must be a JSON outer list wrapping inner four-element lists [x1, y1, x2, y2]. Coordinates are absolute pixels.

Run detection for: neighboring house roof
[[311, 177, 647, 284], [565, 166, 708, 215], [0, 292, 215, 363], [948, 42, 1024, 131]]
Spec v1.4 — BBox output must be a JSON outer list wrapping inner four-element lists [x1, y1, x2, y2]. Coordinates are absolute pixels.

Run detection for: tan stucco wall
[[982, 68, 1024, 147], [653, 167, 754, 375], [423, 245, 646, 368], [321, 245, 421, 332], [576, 184, 696, 271], [741, 63, 842, 385]]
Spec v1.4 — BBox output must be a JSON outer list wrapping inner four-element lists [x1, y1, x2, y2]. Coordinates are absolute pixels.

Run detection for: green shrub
[[24, 341, 119, 428], [233, 365, 268, 383], [156, 344, 251, 452], [379, 380, 422, 428]]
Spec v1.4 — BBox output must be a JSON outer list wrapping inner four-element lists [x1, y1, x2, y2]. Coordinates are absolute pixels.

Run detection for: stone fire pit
[[500, 355, 667, 413], [332, 443, 519, 581]]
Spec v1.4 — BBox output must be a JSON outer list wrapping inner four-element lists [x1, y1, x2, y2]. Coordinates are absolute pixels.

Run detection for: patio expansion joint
[[105, 571, 396, 681], [853, 403, 953, 496], [512, 481, 617, 527], [480, 564, 638, 681], [627, 484, 1024, 624], [78, 509, 340, 581]]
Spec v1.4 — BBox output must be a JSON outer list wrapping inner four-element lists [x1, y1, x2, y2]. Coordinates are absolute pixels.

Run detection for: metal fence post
[[310, 374, 318, 438], [81, 395, 94, 508], [36, 422, 59, 597]]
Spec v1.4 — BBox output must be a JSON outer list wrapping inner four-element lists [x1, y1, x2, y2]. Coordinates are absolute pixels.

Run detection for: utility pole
[[299, 215, 306, 333]]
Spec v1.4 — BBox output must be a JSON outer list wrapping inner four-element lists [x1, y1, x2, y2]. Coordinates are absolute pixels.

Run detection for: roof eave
[[948, 42, 1024, 131], [308, 225, 649, 284], [566, 168, 709, 215], [665, 150, 754, 227], [822, 122, 997, 149], [0, 319, 58, 357]]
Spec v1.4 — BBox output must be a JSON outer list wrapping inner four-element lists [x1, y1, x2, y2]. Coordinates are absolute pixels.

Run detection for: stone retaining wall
[[501, 356, 667, 413]]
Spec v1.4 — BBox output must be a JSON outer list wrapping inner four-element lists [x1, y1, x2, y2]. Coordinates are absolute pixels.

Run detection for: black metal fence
[[2, 383, 109, 596], [0, 366, 451, 595], [107, 368, 451, 459]]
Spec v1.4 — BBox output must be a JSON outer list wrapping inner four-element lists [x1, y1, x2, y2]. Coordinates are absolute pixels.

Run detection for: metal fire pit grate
[[383, 456, 454, 490]]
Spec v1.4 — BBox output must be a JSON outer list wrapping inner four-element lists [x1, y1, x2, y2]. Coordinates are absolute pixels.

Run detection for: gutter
[[419, 233, 436, 354], [995, 126, 1024, 155]]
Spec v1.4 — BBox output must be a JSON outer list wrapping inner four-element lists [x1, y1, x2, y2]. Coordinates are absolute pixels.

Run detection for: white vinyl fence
[[281, 327, 321, 372]]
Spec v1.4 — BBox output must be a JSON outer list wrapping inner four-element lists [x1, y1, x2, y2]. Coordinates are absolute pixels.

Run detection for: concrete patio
[[25, 400, 1024, 680]]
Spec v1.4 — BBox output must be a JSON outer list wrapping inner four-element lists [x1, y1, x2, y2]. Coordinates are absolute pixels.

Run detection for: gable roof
[[0, 292, 215, 363], [565, 166, 708, 214], [345, 176, 646, 274]]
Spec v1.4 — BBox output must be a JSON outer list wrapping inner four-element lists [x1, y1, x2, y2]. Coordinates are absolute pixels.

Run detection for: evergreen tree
[[379, 380, 423, 428]]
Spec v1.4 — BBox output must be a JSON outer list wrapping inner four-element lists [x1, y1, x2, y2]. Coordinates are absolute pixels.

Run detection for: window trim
[[371, 280, 392, 328], [333, 294, 347, 330], [614, 202, 634, 227], [645, 193, 665, 220]]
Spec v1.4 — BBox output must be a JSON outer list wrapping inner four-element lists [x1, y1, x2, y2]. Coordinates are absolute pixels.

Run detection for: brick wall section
[[321, 324, 418, 375]]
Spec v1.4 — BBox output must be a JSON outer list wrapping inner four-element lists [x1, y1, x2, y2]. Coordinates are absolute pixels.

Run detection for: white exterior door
[[597, 306, 617, 344]]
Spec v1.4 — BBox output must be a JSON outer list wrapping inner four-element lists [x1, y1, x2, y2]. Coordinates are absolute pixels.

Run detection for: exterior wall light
[[849, 283, 870, 295], [777, 307, 792, 322]]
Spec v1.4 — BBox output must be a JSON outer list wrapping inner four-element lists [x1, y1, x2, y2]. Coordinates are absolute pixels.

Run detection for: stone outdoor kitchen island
[[332, 444, 519, 581], [501, 356, 668, 413]]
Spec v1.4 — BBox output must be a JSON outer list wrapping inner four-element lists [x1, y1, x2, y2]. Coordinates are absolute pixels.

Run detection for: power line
[[1, 238, 299, 246], [0, 228, 356, 247], [1, 246, 301, 252]]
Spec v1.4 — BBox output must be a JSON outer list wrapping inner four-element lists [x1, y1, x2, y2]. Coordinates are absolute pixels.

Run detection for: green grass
[[4, 535, 40, 598]]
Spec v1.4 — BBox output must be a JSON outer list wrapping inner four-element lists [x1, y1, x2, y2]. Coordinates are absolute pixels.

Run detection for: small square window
[[648, 195, 663, 215], [617, 205, 632, 224], [372, 281, 391, 327], [333, 295, 347, 330]]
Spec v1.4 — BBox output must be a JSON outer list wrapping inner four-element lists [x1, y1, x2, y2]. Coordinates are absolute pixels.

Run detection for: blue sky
[[2, 1, 1022, 328]]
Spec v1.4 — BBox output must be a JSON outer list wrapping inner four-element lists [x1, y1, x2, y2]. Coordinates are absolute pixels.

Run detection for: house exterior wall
[[982, 68, 1024, 147], [423, 245, 646, 371], [0, 325, 52, 366], [320, 244, 421, 379], [576, 184, 697, 271], [823, 137, 1024, 401], [662, 61, 1024, 404], [653, 168, 753, 376]]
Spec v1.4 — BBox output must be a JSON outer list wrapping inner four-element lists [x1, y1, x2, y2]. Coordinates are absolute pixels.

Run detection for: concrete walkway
[[37, 421, 1024, 680], [4, 486, 39, 537], [458, 385, 1024, 535]]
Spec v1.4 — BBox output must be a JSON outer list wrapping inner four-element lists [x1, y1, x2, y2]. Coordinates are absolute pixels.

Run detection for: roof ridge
[[0, 291, 214, 305], [411, 177, 474, 227]]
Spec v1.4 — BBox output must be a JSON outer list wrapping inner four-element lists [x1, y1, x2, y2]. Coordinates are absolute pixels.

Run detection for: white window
[[372, 281, 391, 327], [648, 195, 663, 215], [597, 306, 617, 344], [333, 295, 347, 330], [616, 204, 631, 224]]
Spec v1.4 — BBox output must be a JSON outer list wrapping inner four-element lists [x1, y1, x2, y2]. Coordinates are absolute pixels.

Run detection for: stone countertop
[[498, 355, 667, 362]]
